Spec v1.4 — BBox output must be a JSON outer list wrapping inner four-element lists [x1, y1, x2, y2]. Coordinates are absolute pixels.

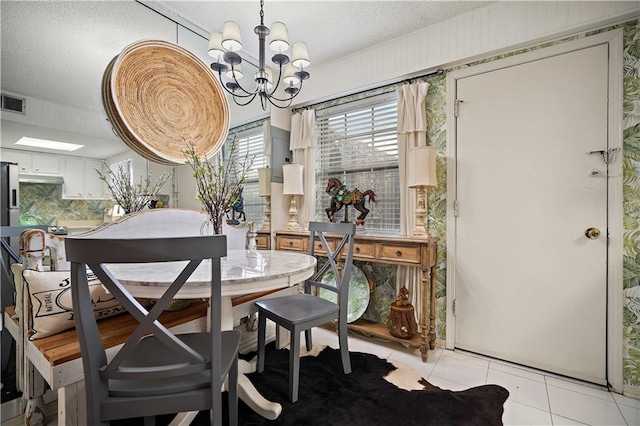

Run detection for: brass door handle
[[585, 227, 601, 240]]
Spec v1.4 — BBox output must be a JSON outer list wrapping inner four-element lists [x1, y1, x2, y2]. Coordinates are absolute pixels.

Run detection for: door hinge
[[454, 200, 459, 217], [453, 299, 458, 316], [454, 99, 463, 117]]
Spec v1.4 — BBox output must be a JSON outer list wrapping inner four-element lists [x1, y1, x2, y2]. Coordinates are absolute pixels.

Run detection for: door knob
[[585, 227, 601, 239]]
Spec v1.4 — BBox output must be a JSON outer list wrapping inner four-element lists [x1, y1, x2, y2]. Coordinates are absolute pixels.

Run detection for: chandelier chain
[[260, 0, 264, 26]]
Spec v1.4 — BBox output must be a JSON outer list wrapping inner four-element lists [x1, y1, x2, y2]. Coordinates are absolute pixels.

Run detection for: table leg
[[221, 297, 283, 420], [420, 267, 429, 362], [429, 264, 437, 350]]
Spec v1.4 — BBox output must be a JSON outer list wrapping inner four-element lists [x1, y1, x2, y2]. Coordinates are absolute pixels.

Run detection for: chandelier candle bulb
[[225, 63, 243, 80], [283, 64, 301, 85], [222, 21, 242, 51], [269, 22, 290, 52], [264, 67, 273, 90], [291, 42, 310, 68], [207, 32, 226, 61]]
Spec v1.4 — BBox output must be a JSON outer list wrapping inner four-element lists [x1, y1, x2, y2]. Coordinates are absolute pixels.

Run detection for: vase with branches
[[184, 137, 254, 235], [96, 162, 173, 214]]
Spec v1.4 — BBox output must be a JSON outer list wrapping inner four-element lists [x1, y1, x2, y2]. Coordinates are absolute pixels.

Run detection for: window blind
[[225, 123, 267, 222], [315, 94, 399, 232]]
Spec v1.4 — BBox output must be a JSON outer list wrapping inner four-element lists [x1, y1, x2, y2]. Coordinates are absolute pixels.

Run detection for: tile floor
[[309, 326, 640, 426], [4, 325, 639, 425]]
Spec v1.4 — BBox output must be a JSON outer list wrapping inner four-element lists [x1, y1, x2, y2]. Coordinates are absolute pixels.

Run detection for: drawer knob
[[288, 241, 293, 246], [355, 247, 360, 254], [396, 250, 402, 257]]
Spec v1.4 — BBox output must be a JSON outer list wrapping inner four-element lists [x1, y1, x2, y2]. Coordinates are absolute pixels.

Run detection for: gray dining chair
[[65, 234, 239, 426], [255, 221, 356, 402]]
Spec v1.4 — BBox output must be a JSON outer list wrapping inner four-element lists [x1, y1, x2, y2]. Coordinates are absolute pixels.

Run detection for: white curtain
[[290, 110, 317, 230], [397, 82, 430, 322]]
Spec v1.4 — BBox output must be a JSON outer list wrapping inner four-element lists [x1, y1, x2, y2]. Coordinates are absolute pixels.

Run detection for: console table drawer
[[280, 236, 306, 251], [255, 234, 270, 250], [353, 242, 375, 260], [379, 244, 421, 265]]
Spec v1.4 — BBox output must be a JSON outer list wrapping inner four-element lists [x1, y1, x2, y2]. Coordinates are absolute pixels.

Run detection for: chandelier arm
[[232, 92, 259, 107], [212, 69, 256, 98], [217, 78, 257, 98], [231, 67, 260, 96], [265, 79, 305, 103], [264, 94, 293, 109]]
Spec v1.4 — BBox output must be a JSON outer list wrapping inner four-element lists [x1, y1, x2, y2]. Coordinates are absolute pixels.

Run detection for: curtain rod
[[291, 68, 445, 114]]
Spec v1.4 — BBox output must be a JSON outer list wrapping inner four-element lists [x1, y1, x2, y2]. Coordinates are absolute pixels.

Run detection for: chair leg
[[289, 329, 300, 403], [338, 320, 351, 374], [228, 355, 238, 426], [257, 311, 267, 373], [304, 328, 313, 351]]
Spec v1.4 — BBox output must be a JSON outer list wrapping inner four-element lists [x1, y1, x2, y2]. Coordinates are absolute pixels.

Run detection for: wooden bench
[[6, 209, 296, 425]]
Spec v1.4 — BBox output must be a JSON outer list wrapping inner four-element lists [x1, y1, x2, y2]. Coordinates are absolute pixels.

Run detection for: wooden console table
[[275, 230, 438, 362], [256, 230, 271, 250]]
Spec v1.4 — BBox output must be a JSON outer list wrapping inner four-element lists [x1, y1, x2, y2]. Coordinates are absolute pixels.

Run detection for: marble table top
[[108, 249, 317, 299]]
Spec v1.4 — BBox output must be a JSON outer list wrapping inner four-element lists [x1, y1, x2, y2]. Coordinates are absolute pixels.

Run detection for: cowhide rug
[[118, 343, 509, 425]]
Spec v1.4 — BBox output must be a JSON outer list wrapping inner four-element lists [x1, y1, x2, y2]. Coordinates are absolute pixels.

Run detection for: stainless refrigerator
[[1, 161, 20, 231], [1, 161, 20, 401]]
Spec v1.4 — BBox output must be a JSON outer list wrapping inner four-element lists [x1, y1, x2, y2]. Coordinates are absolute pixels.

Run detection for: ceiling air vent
[[1, 93, 26, 114]]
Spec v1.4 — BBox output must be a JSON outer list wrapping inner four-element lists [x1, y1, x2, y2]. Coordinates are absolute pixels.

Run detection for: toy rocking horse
[[325, 177, 378, 225]]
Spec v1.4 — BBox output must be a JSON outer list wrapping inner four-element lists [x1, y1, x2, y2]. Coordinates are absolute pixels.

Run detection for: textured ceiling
[[154, 1, 494, 67], [0, 0, 492, 158]]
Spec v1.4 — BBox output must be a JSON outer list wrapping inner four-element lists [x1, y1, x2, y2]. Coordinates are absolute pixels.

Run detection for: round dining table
[[108, 249, 317, 421]]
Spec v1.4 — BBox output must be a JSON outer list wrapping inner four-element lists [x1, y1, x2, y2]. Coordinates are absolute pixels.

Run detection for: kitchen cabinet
[[1, 149, 60, 174], [31, 154, 61, 174], [62, 157, 108, 199]]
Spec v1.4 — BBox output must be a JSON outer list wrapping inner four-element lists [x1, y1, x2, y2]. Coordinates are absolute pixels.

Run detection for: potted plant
[[183, 136, 254, 234]]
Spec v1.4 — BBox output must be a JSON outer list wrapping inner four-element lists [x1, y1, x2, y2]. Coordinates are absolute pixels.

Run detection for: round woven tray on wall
[[102, 40, 229, 165]]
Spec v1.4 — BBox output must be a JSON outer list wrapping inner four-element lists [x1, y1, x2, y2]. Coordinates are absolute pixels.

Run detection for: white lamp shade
[[269, 21, 289, 53], [283, 64, 300, 85], [258, 167, 271, 196], [282, 164, 304, 195], [225, 63, 243, 80], [207, 32, 226, 61], [408, 146, 437, 188], [264, 67, 274, 90], [291, 42, 310, 68], [222, 21, 242, 51]]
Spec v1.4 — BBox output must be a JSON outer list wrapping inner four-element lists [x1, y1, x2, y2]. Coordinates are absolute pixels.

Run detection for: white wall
[[291, 1, 639, 109]]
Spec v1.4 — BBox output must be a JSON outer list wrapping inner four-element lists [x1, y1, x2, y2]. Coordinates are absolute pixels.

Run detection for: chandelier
[[208, 0, 310, 110]]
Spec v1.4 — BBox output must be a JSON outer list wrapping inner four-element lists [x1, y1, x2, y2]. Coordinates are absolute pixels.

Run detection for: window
[[224, 122, 268, 222], [315, 94, 399, 232]]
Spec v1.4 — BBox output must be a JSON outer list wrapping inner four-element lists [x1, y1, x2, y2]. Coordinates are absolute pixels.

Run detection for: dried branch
[[183, 136, 254, 234], [96, 162, 173, 214]]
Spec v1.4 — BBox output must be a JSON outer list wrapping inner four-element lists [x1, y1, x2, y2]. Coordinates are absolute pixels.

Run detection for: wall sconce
[[408, 146, 437, 238], [282, 164, 304, 231], [257, 167, 271, 232]]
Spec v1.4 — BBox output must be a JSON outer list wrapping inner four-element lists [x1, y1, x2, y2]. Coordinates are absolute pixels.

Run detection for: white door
[[453, 44, 609, 384]]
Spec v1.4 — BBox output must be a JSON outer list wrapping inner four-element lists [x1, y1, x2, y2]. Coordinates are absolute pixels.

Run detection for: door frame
[[445, 29, 624, 392]]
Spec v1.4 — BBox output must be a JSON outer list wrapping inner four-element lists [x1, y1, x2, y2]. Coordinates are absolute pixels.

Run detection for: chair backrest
[[306, 222, 356, 310], [65, 233, 227, 423]]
